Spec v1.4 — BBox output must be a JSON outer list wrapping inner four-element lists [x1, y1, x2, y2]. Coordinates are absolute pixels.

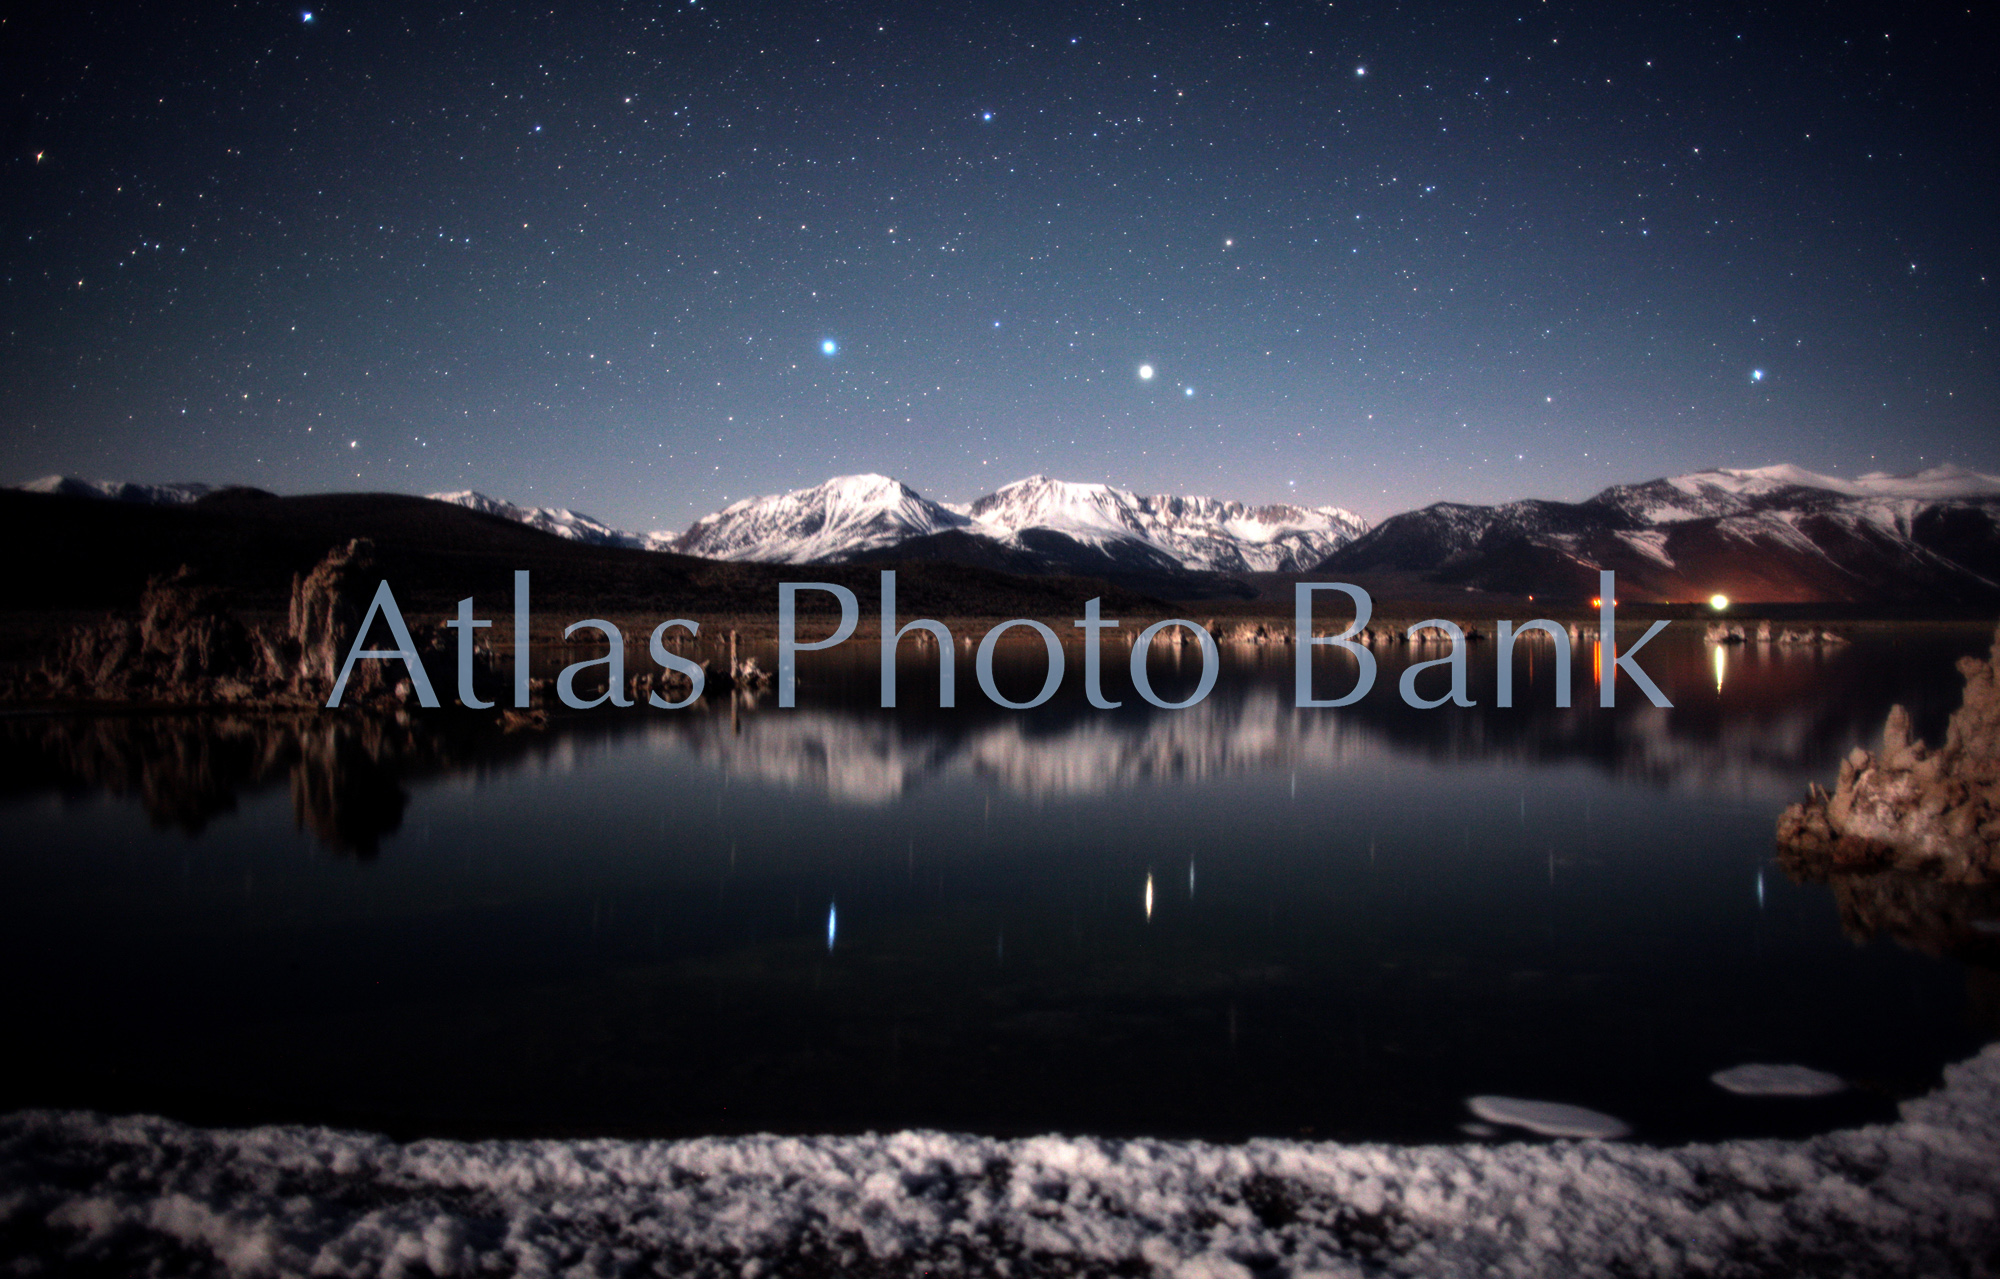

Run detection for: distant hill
[[1317, 464, 2000, 605], [0, 489, 1175, 622], [17, 461, 2000, 607]]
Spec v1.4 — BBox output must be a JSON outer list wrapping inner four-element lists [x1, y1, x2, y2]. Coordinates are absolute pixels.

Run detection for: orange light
[[1591, 597, 1602, 608]]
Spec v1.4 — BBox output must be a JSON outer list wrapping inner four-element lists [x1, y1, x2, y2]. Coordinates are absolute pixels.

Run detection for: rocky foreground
[[1777, 625, 2000, 882], [4, 1044, 1999, 1278]]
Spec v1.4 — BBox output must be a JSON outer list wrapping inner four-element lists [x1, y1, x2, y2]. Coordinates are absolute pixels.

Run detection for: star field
[[2, 0, 1993, 531]]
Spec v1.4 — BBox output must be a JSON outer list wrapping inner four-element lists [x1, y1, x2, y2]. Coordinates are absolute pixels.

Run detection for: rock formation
[[32, 566, 275, 703], [1776, 625, 2000, 881], [284, 537, 388, 700]]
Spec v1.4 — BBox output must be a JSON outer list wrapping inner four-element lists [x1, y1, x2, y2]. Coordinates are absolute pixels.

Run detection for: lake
[[3, 621, 1996, 1147]]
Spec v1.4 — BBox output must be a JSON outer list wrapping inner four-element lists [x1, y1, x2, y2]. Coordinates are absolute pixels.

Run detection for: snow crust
[[5, 1044, 1998, 1277], [1710, 1065, 1847, 1098]]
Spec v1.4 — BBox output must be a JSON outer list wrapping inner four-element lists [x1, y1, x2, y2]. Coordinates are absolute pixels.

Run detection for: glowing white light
[[981, 111, 993, 121], [821, 339, 837, 355], [1713, 644, 1726, 694], [827, 902, 837, 950], [1184, 386, 1195, 397], [1751, 368, 1765, 382], [1137, 363, 1155, 380], [1356, 65, 1367, 76], [1709, 593, 1730, 610], [1144, 873, 1154, 920], [301, 9, 313, 20]]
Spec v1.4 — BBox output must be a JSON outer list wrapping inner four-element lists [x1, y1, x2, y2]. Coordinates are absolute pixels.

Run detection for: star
[[821, 339, 838, 356], [1138, 364, 1154, 380]]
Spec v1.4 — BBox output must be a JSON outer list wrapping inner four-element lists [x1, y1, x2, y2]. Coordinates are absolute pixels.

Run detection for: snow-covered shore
[[4, 1045, 1998, 1278]]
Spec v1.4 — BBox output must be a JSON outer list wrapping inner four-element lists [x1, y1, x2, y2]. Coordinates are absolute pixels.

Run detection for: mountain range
[[1319, 463, 2000, 605], [16, 462, 2000, 604], [663, 474, 1370, 576]]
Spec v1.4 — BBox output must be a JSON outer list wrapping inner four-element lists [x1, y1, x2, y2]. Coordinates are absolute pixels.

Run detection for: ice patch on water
[[1464, 1095, 1632, 1139], [1711, 1064, 1848, 1097]]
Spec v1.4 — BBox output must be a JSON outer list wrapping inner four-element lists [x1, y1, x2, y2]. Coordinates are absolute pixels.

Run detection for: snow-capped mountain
[[17, 475, 219, 504], [670, 474, 973, 563], [1594, 463, 2000, 525], [663, 473, 1368, 574], [425, 491, 645, 549], [963, 476, 1367, 573], [1319, 464, 2000, 604]]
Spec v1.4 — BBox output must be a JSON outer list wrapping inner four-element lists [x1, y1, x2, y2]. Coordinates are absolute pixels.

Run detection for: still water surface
[[3, 625, 1996, 1145]]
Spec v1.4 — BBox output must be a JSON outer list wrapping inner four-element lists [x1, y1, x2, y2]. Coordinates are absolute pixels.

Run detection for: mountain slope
[[667, 474, 973, 563], [19, 475, 220, 505], [963, 475, 1366, 573], [1317, 465, 2000, 604], [663, 473, 1367, 575], [427, 491, 643, 548]]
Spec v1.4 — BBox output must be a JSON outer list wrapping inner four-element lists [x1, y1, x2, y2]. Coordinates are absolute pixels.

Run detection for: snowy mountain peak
[[969, 476, 1150, 539], [665, 473, 1369, 572], [1668, 463, 2000, 502], [1599, 463, 2000, 525], [17, 475, 217, 505], [426, 491, 642, 548], [670, 474, 971, 563]]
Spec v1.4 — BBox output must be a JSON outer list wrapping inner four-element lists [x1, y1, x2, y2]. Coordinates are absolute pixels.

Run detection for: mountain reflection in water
[[0, 625, 1994, 1144], [6, 628, 1973, 818]]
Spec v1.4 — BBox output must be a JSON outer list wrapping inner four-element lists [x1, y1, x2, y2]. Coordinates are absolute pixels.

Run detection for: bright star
[[821, 339, 838, 356], [1184, 386, 1195, 397], [1138, 364, 1154, 380], [301, 9, 313, 20], [1751, 368, 1765, 382], [981, 111, 993, 121]]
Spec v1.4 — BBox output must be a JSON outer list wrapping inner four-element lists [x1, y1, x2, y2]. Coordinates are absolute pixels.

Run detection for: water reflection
[[0, 712, 534, 857], [677, 631, 1977, 805], [4, 631, 1977, 828], [1, 624, 1993, 1144]]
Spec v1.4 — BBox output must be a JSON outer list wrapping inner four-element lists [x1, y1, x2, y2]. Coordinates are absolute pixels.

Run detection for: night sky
[[3, 0, 1993, 533]]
